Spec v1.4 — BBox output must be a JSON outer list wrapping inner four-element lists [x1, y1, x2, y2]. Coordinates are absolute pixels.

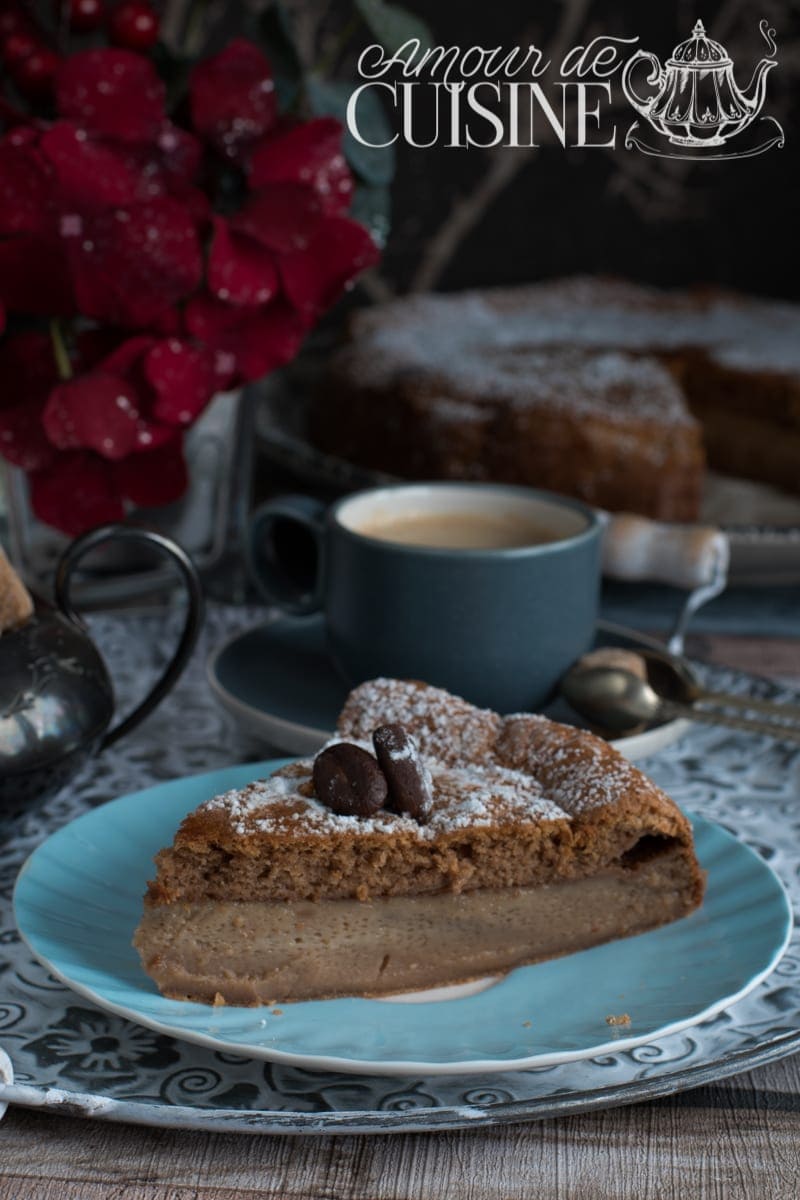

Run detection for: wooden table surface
[[2, 631, 799, 1200]]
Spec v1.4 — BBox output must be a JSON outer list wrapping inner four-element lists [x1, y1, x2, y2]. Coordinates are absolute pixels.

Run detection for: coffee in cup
[[354, 510, 559, 549]]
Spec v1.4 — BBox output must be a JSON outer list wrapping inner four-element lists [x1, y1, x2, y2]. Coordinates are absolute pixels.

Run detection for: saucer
[[207, 615, 691, 760]]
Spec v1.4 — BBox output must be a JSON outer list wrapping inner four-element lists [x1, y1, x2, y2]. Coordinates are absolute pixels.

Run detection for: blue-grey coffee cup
[[247, 483, 602, 712]]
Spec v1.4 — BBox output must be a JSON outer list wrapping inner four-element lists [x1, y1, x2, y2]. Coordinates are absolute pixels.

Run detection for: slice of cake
[[134, 681, 705, 1005]]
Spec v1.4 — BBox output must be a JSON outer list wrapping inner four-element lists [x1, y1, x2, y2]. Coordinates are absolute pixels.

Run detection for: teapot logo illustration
[[623, 19, 784, 159]]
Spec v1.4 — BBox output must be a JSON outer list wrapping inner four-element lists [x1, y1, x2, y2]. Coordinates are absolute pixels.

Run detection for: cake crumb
[[522, 1020, 532, 1028], [212, 992, 226, 1007], [272, 1008, 283, 1016], [605, 1013, 631, 1026]]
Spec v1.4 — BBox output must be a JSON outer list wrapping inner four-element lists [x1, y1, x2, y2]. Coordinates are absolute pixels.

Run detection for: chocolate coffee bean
[[372, 723, 433, 823], [312, 742, 388, 817]]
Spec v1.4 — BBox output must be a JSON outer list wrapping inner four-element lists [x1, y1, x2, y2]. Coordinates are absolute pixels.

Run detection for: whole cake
[[310, 277, 800, 521], [134, 680, 705, 1005]]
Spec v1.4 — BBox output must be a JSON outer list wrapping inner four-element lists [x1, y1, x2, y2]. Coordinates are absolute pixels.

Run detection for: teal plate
[[13, 761, 792, 1077]]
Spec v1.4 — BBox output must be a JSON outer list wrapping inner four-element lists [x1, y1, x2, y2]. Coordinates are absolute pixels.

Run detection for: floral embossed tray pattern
[[1, 606, 799, 1133]]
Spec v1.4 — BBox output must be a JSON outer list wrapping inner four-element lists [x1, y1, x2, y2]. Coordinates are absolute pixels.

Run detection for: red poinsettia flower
[[42, 335, 226, 459], [186, 291, 309, 383], [29, 438, 190, 537], [188, 186, 378, 375], [0, 50, 204, 325], [57, 50, 207, 215], [0, 36, 381, 537], [26, 333, 226, 535], [181, 50, 379, 379], [56, 48, 167, 143], [248, 118, 354, 216]]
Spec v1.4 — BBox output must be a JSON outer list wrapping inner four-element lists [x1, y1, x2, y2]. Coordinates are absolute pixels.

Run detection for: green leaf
[[353, 0, 433, 54], [350, 183, 392, 248], [305, 77, 395, 186], [258, 2, 304, 110], [151, 43, 193, 111]]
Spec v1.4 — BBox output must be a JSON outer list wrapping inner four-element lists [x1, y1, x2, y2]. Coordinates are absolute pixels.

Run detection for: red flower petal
[[0, 400, 58, 471], [186, 292, 308, 382], [113, 434, 188, 507], [101, 335, 155, 376], [0, 234, 75, 315], [56, 49, 167, 143], [249, 118, 353, 215], [232, 184, 324, 254], [144, 339, 217, 426], [63, 197, 203, 328], [152, 122, 203, 184], [43, 371, 144, 459], [207, 217, 278, 306], [279, 215, 379, 319], [0, 141, 54, 235], [122, 123, 209, 218], [30, 450, 124, 536], [1, 126, 40, 149], [189, 39, 277, 161], [90, 336, 181, 445], [40, 123, 142, 211]]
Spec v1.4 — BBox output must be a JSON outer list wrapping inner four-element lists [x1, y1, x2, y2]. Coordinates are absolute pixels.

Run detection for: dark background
[[342, 0, 799, 300]]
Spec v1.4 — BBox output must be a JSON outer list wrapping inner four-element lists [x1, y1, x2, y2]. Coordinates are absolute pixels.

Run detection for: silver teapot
[[0, 525, 203, 821], [622, 19, 777, 147]]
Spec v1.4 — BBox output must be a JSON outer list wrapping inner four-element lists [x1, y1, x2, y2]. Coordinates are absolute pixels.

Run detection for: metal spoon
[[561, 649, 800, 743]]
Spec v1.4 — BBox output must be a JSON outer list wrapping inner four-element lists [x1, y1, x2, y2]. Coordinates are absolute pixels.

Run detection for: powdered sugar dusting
[[201, 731, 568, 840], [338, 678, 502, 768], [499, 713, 662, 818], [335, 277, 800, 423], [341, 681, 656, 821], [201, 679, 660, 843], [426, 761, 566, 828], [204, 770, 401, 837], [348, 276, 800, 382]]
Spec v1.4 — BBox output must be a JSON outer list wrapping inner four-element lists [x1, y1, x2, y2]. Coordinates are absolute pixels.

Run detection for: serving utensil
[[562, 645, 800, 743]]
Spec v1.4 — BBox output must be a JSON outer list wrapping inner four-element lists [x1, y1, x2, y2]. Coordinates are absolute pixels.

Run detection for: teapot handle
[[621, 50, 663, 117], [54, 524, 204, 751]]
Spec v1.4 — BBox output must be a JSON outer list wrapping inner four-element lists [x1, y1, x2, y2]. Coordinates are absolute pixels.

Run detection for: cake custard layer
[[137, 857, 694, 1006], [311, 277, 800, 519], [135, 680, 705, 1005]]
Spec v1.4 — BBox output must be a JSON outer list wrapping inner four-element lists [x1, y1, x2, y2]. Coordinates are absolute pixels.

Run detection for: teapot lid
[[668, 19, 732, 68]]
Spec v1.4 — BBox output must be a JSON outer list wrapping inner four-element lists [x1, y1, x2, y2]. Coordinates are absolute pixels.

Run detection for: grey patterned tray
[[1, 606, 799, 1134]]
